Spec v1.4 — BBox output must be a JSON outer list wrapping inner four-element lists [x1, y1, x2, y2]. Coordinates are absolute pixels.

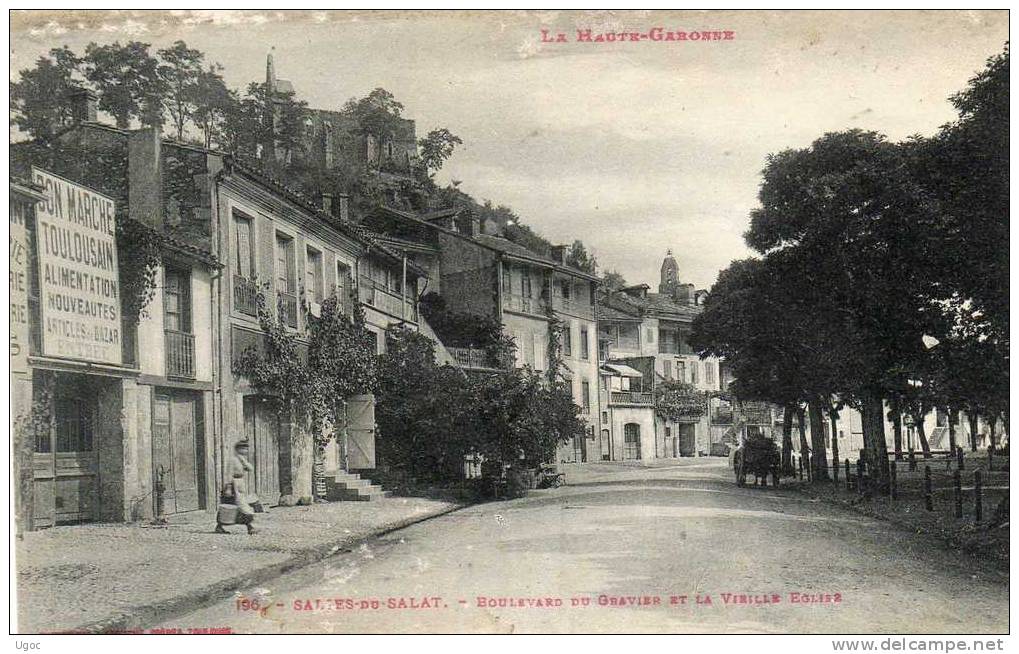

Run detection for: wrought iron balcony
[[278, 292, 298, 328], [165, 329, 195, 379], [448, 346, 503, 371], [609, 391, 654, 406], [233, 275, 258, 316]]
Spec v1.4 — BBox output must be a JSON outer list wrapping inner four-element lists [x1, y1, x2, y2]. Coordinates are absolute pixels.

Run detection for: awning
[[601, 363, 643, 378]]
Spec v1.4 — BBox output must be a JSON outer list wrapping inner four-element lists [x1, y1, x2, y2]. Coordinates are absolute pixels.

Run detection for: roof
[[223, 156, 428, 278], [156, 229, 220, 267], [601, 363, 643, 378], [368, 206, 600, 282], [644, 292, 702, 320], [594, 302, 641, 321]]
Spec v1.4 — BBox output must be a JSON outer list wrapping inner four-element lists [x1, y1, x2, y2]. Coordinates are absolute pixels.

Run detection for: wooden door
[[679, 423, 696, 457], [170, 394, 200, 512], [600, 429, 610, 461], [152, 394, 176, 514], [244, 397, 281, 504], [152, 392, 202, 514], [346, 394, 376, 470], [34, 378, 100, 527], [623, 423, 641, 460]]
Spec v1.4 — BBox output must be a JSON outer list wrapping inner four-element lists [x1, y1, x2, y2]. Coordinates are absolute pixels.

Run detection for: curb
[[58, 502, 467, 634]]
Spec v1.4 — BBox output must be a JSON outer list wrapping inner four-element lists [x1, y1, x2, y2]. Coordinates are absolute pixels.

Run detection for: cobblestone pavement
[[15, 496, 459, 633], [158, 458, 1009, 634]]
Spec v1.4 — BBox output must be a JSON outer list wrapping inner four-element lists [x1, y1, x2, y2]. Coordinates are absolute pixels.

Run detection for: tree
[[156, 40, 206, 141], [418, 128, 462, 173], [565, 240, 597, 274], [83, 41, 167, 128], [10, 47, 83, 141], [221, 82, 307, 164], [191, 66, 237, 149], [602, 270, 628, 291], [343, 87, 405, 141]]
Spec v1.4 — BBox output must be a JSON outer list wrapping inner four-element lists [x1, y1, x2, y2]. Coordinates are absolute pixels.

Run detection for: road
[[159, 459, 1008, 634]]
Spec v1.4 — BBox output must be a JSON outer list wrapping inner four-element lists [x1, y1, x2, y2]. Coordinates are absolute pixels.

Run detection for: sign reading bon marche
[[32, 167, 121, 365]]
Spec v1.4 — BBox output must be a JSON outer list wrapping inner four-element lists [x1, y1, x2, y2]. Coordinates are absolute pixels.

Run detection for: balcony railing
[[234, 275, 258, 316], [553, 296, 593, 317], [165, 329, 195, 379], [448, 346, 502, 371], [277, 292, 298, 328], [359, 279, 418, 322], [609, 391, 654, 406], [711, 410, 734, 424], [504, 293, 545, 315]]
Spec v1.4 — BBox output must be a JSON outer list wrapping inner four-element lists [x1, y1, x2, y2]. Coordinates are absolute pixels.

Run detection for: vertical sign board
[[31, 167, 121, 365], [10, 195, 31, 374]]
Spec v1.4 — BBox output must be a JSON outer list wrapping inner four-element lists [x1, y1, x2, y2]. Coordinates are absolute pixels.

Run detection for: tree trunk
[[861, 393, 890, 495], [891, 396, 903, 460], [797, 406, 809, 477], [808, 400, 829, 481], [947, 408, 958, 454], [915, 410, 931, 458], [989, 415, 998, 448], [828, 406, 840, 473], [781, 405, 794, 473], [968, 412, 979, 452]]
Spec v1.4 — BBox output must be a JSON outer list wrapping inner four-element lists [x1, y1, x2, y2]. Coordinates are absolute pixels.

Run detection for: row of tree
[[690, 46, 1008, 492]]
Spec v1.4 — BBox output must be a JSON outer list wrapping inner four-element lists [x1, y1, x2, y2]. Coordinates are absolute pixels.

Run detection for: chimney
[[675, 283, 695, 305], [338, 194, 350, 222], [321, 192, 333, 216], [68, 88, 98, 124], [550, 245, 568, 265], [455, 211, 481, 237], [128, 127, 162, 229]]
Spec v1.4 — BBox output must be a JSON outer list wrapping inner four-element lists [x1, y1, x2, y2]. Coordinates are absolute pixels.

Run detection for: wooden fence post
[[953, 470, 962, 518], [845, 458, 851, 491], [924, 466, 933, 511], [956, 446, 965, 471], [974, 470, 983, 523]]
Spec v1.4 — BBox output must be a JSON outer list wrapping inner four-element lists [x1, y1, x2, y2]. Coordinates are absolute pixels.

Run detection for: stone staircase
[[326, 471, 390, 501]]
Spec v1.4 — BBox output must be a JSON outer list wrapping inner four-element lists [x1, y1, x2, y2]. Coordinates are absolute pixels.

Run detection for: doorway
[[152, 390, 205, 515], [243, 396, 281, 505], [623, 423, 641, 460], [679, 423, 696, 457], [33, 374, 101, 527]]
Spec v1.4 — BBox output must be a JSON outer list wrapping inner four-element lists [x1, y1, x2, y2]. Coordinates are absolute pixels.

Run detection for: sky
[[9, 9, 1009, 290]]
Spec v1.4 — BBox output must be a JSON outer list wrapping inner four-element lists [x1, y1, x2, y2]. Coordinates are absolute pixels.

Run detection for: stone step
[[324, 471, 389, 501]]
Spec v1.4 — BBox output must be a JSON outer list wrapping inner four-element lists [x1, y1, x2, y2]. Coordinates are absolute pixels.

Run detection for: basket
[[217, 503, 238, 525]]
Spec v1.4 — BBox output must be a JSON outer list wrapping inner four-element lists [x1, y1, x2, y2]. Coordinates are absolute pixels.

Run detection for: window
[[705, 362, 716, 387], [55, 396, 94, 453], [276, 233, 296, 294], [580, 326, 590, 360], [602, 411, 608, 424], [532, 333, 544, 371], [233, 213, 254, 279], [691, 362, 699, 385], [582, 381, 591, 413], [600, 376, 607, 391], [647, 328, 655, 344], [561, 280, 572, 300], [336, 262, 350, 301], [562, 324, 573, 357], [677, 361, 686, 383], [521, 271, 532, 298], [275, 233, 297, 328], [663, 359, 672, 380], [306, 247, 323, 303], [163, 268, 191, 333]]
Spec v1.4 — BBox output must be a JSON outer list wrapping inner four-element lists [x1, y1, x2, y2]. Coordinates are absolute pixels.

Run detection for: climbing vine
[[654, 379, 709, 422]]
